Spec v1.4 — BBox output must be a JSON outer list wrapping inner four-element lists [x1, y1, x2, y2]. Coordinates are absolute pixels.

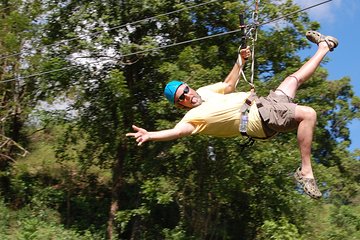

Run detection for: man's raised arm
[[223, 46, 251, 94]]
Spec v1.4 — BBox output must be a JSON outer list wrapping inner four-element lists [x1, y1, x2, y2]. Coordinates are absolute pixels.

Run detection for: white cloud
[[293, 0, 342, 23]]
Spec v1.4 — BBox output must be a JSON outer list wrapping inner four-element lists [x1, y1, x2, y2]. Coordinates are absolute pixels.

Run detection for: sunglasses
[[177, 86, 189, 102]]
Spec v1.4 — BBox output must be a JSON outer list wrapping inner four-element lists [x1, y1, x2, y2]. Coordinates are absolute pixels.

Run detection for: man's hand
[[240, 46, 251, 61], [126, 125, 150, 146], [126, 122, 194, 145]]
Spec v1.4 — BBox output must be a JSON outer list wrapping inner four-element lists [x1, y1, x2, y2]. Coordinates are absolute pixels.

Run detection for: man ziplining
[[126, 30, 339, 199]]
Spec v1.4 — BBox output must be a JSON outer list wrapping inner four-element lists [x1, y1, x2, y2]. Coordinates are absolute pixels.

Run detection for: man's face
[[174, 84, 202, 109]]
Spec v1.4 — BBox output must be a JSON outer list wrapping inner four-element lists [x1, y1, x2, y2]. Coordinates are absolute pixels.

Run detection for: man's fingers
[[241, 49, 251, 59], [137, 137, 144, 146], [132, 125, 141, 131], [126, 125, 147, 146], [126, 125, 143, 138]]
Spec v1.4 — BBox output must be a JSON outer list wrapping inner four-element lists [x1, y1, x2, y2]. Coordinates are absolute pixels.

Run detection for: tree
[[0, 0, 44, 198], [39, 0, 360, 239]]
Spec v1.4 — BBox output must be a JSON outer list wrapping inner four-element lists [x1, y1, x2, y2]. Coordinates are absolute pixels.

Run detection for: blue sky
[[294, 0, 360, 150]]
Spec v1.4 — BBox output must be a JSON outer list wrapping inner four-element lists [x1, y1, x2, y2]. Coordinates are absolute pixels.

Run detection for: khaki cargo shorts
[[257, 90, 298, 133]]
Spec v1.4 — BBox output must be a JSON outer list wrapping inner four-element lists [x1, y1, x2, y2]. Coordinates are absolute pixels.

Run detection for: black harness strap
[[239, 91, 277, 141]]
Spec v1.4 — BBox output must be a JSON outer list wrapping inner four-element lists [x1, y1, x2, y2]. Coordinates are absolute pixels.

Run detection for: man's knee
[[295, 106, 317, 122], [289, 75, 301, 86]]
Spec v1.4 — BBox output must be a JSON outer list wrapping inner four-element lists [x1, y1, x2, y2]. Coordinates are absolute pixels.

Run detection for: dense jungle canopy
[[0, 0, 359, 239]]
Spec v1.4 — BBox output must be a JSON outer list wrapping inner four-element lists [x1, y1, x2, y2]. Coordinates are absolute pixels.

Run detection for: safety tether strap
[[240, 90, 257, 114], [236, 0, 263, 143], [236, 0, 260, 90]]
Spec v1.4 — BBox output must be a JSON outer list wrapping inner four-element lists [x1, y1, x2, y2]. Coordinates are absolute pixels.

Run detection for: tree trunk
[[107, 199, 118, 240], [106, 144, 125, 239]]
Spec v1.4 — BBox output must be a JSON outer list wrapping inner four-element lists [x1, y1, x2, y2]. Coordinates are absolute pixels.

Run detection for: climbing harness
[[237, 1, 278, 145], [237, 0, 280, 147], [237, 0, 262, 141]]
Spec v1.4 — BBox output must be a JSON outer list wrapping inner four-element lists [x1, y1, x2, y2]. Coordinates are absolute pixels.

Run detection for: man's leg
[[294, 105, 317, 179], [274, 33, 337, 198], [276, 41, 332, 99], [292, 41, 336, 181]]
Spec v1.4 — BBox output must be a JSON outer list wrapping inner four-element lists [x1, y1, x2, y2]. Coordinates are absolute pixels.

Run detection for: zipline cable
[[0, 0, 223, 61], [238, 0, 334, 89], [0, 28, 246, 83], [258, 0, 332, 27], [0, 0, 333, 84]]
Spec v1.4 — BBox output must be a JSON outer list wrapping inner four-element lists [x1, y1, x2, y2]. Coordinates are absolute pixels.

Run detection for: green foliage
[[0, 0, 359, 239], [116, 206, 150, 234], [162, 226, 188, 240], [0, 197, 102, 240], [256, 217, 303, 240], [0, 198, 11, 239], [142, 177, 178, 204], [325, 205, 360, 239]]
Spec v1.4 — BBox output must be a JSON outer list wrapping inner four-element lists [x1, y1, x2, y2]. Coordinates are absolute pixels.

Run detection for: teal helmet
[[164, 80, 184, 104]]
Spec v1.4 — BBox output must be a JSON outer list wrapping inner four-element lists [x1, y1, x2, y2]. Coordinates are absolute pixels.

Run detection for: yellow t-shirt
[[178, 82, 266, 138]]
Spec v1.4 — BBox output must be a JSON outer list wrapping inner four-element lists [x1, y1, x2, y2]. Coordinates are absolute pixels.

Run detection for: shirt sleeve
[[179, 110, 207, 135], [197, 82, 227, 94]]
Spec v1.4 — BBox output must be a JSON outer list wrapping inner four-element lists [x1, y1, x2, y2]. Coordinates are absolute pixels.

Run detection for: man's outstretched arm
[[126, 122, 195, 146]]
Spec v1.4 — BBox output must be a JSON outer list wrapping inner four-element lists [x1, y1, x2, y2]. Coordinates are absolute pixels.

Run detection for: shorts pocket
[[267, 104, 297, 132]]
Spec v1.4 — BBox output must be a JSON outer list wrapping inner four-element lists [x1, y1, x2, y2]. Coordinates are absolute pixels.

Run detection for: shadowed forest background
[[0, 0, 359, 239]]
